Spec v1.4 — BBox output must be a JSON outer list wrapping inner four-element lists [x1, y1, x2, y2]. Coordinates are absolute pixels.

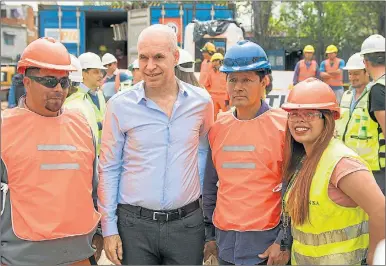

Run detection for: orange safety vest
[[199, 60, 212, 88], [208, 108, 287, 231], [205, 68, 229, 100], [323, 58, 343, 86], [298, 60, 317, 82], [1, 108, 101, 241]]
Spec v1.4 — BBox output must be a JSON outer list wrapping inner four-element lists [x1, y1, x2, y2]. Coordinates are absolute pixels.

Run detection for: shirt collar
[[80, 83, 98, 96], [135, 78, 188, 104], [233, 100, 270, 119]]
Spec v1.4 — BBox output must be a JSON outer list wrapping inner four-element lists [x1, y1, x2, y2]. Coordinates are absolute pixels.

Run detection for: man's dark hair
[[364, 52, 385, 66]]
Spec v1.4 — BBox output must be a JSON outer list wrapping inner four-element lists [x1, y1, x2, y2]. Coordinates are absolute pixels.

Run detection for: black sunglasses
[[27, 76, 70, 89]]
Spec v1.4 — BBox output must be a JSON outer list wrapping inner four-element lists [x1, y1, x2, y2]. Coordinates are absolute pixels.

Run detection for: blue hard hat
[[220, 40, 271, 73], [119, 72, 131, 82]]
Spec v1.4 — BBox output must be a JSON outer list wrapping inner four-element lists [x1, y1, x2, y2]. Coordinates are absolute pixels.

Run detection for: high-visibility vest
[[199, 60, 212, 88], [85, 90, 106, 154], [298, 60, 317, 82], [64, 90, 99, 144], [205, 68, 229, 100], [323, 58, 343, 86], [1, 108, 101, 241], [208, 108, 287, 231], [336, 76, 385, 171], [287, 138, 369, 265]]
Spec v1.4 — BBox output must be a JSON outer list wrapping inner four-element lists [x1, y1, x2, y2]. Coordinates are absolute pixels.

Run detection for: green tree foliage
[[273, 1, 385, 60]]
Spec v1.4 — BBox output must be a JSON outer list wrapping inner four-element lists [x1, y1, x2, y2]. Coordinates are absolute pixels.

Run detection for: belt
[[118, 200, 200, 222]]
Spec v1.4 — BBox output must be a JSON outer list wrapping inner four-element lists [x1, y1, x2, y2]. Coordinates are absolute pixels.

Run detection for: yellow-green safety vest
[[85, 89, 106, 155], [336, 76, 385, 171], [64, 90, 99, 144], [287, 138, 369, 265]]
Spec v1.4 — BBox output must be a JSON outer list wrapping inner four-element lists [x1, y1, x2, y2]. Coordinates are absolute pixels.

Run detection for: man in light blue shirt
[[98, 24, 214, 265]]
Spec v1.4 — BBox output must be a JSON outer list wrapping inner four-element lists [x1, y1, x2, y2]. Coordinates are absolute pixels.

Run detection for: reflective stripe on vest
[[298, 60, 317, 82], [208, 108, 287, 231], [287, 138, 369, 265], [293, 249, 368, 265], [292, 220, 368, 246], [336, 77, 385, 170], [1, 107, 101, 241], [324, 58, 343, 86]]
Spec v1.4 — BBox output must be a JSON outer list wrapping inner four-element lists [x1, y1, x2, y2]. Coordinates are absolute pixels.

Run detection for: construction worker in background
[[0, 37, 102, 265], [199, 42, 216, 87], [205, 52, 229, 120], [78, 52, 107, 155], [280, 78, 385, 265], [128, 59, 143, 86], [101, 53, 121, 99], [175, 48, 202, 88], [115, 47, 128, 69], [293, 45, 320, 85], [320, 45, 345, 103], [203, 40, 290, 265], [64, 54, 99, 144], [101, 53, 132, 101], [335, 52, 382, 188], [360, 34, 385, 194]]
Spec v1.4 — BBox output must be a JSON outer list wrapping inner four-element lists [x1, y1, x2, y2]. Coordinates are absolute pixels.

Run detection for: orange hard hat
[[17, 37, 76, 74], [281, 77, 340, 120]]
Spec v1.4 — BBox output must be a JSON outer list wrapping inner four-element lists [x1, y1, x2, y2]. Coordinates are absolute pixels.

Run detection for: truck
[[38, 2, 235, 68]]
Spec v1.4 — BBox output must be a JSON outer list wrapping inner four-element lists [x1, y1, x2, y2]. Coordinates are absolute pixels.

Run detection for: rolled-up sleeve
[[97, 101, 125, 237], [198, 99, 214, 192]]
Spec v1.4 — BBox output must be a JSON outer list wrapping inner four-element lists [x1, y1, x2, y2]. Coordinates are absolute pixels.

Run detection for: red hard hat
[[17, 37, 76, 74], [281, 78, 340, 120]]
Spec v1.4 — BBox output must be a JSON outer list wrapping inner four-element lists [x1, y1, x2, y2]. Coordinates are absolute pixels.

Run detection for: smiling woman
[[280, 77, 385, 265]]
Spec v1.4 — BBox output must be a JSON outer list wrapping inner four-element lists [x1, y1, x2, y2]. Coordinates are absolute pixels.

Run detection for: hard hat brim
[[220, 61, 271, 73], [102, 59, 117, 65], [18, 58, 77, 73]]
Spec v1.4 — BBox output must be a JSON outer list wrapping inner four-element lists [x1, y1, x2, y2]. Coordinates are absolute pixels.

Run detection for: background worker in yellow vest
[[320, 45, 345, 103], [0, 37, 103, 265], [335, 52, 385, 190], [78, 52, 107, 155], [64, 54, 99, 143], [293, 45, 320, 85], [199, 42, 216, 87], [203, 40, 290, 265], [360, 34, 385, 194], [280, 78, 385, 265]]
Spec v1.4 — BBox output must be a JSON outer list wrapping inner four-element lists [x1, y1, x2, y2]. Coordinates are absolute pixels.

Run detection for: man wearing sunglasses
[[0, 37, 101, 265], [78, 52, 107, 155], [203, 40, 291, 265]]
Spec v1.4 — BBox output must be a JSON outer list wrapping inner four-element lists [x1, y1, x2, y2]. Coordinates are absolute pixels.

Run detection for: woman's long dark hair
[[282, 110, 335, 226]]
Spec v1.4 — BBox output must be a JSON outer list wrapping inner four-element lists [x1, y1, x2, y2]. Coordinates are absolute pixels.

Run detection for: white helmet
[[177, 49, 195, 73], [101, 53, 117, 66], [129, 59, 139, 70], [78, 52, 107, 70], [343, 53, 365, 70], [69, 54, 83, 82], [360, 34, 385, 55]]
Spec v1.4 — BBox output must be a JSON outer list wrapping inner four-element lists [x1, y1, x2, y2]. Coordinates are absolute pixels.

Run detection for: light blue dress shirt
[[98, 79, 214, 237]]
